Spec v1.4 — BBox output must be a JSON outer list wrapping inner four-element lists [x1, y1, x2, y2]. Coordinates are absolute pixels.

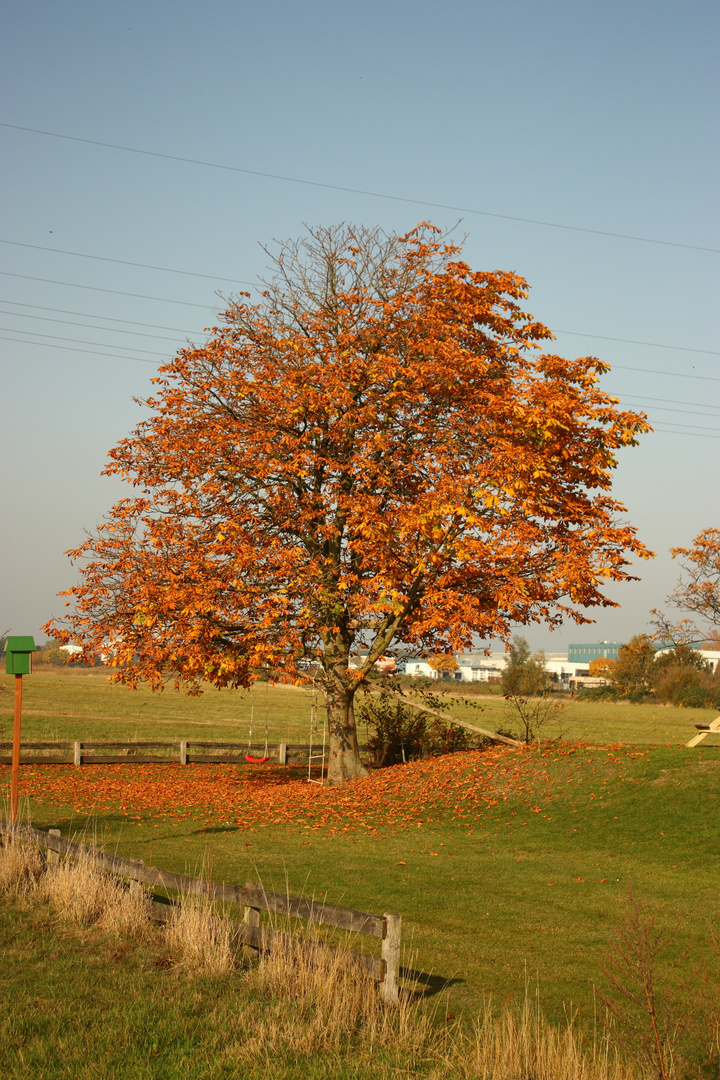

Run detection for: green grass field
[[1, 668, 714, 745], [2, 670, 719, 1077]]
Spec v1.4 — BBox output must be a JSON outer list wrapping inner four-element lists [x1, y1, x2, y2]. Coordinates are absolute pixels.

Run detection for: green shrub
[[358, 693, 484, 767], [674, 685, 720, 709], [579, 685, 621, 702]]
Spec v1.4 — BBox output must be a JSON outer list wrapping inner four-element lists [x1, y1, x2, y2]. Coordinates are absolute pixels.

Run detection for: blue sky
[[1, 0, 718, 655]]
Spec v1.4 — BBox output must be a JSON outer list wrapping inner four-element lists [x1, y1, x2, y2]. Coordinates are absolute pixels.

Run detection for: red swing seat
[[245, 754, 270, 764]]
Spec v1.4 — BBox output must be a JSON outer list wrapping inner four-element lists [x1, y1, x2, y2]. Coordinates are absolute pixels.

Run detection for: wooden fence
[[0, 740, 364, 767], [0, 821, 401, 1002]]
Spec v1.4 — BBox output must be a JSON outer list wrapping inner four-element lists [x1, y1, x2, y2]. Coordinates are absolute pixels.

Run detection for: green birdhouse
[[5, 636, 36, 675]]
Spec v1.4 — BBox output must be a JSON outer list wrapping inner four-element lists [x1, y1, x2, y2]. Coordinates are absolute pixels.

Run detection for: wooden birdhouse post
[[5, 636, 35, 825]]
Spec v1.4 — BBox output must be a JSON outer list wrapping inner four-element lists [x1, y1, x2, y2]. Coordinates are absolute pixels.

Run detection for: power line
[[620, 393, 720, 410], [0, 238, 254, 285], [3, 326, 720, 403], [5, 301, 718, 372], [0, 307, 201, 343], [636, 405, 720, 420], [3, 334, 719, 437], [0, 299, 202, 334], [0, 271, 219, 308], [610, 364, 719, 383], [2, 121, 718, 254], [0, 335, 157, 365], [649, 419, 719, 433], [0, 326, 167, 356], [651, 426, 720, 440], [13, 307, 717, 414], [2, 321, 718, 386], [555, 329, 718, 356], [2, 271, 718, 366]]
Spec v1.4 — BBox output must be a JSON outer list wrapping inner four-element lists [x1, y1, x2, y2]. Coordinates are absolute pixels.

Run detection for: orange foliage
[[44, 224, 652, 784], [0, 745, 633, 834], [588, 656, 615, 677], [427, 654, 460, 672]]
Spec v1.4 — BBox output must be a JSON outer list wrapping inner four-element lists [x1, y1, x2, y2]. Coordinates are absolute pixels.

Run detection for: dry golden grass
[[40, 853, 152, 938], [164, 891, 236, 976], [238, 929, 429, 1062], [0, 826, 646, 1078], [449, 996, 638, 1080], [0, 831, 44, 897]]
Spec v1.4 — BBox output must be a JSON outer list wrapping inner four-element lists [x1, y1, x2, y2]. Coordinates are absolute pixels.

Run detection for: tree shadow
[[400, 965, 464, 999]]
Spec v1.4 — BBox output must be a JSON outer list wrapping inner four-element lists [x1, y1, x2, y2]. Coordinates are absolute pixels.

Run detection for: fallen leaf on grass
[[2, 743, 640, 838]]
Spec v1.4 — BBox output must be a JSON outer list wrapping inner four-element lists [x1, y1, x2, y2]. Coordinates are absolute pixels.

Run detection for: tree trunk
[[325, 681, 368, 785]]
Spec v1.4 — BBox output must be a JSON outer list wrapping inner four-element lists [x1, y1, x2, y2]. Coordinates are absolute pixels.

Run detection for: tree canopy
[[46, 223, 652, 783]]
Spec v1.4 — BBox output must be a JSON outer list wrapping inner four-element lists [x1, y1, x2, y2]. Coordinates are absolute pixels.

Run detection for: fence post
[[129, 858, 147, 906], [179, 740, 188, 766], [278, 742, 287, 766], [47, 828, 61, 866], [243, 880, 262, 953], [73, 741, 82, 767], [380, 912, 401, 1003]]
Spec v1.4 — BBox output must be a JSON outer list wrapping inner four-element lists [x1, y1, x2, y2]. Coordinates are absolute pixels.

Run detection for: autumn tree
[[34, 640, 70, 666], [651, 528, 720, 645], [45, 223, 652, 784], [427, 654, 460, 677], [651, 644, 712, 704], [588, 655, 615, 678], [501, 635, 548, 697], [607, 635, 656, 699]]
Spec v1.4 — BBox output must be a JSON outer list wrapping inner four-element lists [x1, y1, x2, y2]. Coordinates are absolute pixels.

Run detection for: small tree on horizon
[[588, 655, 615, 678], [608, 635, 657, 699], [501, 636, 549, 697], [45, 223, 652, 784]]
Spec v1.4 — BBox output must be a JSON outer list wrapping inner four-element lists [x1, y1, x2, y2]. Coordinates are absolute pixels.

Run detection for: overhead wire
[[9, 304, 717, 419], [0, 334, 159, 364], [0, 308, 198, 343], [651, 428, 720, 440], [1, 272, 717, 364], [554, 329, 718, 356], [4, 300, 720, 381], [2, 333, 717, 437], [2, 322, 719, 386], [1, 245, 717, 387], [2, 121, 718, 254], [0, 270, 220, 308], [0, 327, 168, 356], [0, 238, 254, 285], [621, 404, 720, 420], [606, 364, 718, 383], [0, 299, 203, 334], [619, 393, 720, 410]]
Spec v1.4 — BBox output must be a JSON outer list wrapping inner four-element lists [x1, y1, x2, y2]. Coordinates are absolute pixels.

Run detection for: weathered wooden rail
[[0, 821, 401, 1001], [0, 740, 367, 767]]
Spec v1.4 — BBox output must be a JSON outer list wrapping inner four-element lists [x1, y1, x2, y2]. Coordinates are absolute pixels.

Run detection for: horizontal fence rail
[[0, 740, 367, 766], [0, 820, 401, 1001]]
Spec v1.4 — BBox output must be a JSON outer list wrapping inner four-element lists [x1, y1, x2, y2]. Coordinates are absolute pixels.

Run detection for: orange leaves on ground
[[2, 743, 634, 834]]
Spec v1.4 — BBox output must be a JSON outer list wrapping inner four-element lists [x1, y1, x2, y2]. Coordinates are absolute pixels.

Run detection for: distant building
[[655, 647, 720, 674], [700, 651, 720, 674], [567, 642, 624, 664], [59, 644, 82, 656]]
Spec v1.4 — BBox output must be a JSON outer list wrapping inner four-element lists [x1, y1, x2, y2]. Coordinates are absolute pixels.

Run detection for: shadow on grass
[[401, 966, 464, 999]]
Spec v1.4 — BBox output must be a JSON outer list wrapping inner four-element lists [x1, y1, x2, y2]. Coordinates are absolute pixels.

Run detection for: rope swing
[[307, 678, 327, 785], [245, 674, 271, 763]]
